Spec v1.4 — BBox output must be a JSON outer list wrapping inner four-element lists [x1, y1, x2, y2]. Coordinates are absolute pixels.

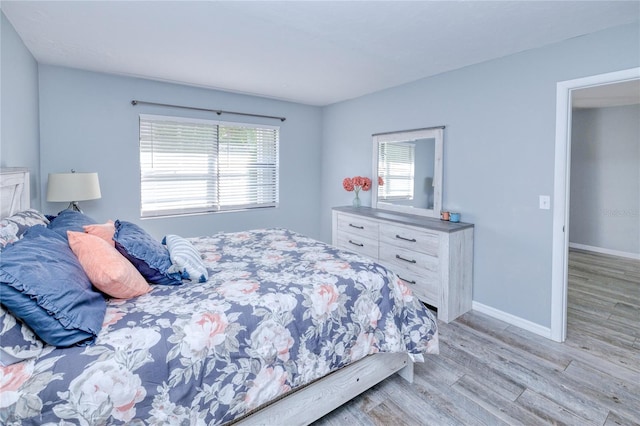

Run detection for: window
[[139, 114, 279, 218], [377, 141, 415, 200]]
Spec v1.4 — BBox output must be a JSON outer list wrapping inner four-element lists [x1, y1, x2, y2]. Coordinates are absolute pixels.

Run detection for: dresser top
[[333, 206, 474, 233]]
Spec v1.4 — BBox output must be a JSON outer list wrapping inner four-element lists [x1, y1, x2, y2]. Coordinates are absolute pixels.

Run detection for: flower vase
[[352, 191, 361, 208]]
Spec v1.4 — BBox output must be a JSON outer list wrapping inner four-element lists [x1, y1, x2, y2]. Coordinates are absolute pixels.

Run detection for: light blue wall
[[320, 23, 640, 328], [570, 105, 640, 255], [0, 11, 40, 206], [38, 66, 323, 240]]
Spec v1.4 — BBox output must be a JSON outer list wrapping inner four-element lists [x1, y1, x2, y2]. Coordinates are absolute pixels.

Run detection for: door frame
[[550, 67, 640, 342]]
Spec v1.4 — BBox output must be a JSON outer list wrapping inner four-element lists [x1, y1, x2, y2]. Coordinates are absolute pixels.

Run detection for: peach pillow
[[83, 220, 116, 246], [67, 231, 151, 299]]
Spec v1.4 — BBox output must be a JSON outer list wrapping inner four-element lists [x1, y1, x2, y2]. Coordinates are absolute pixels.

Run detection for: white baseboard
[[471, 301, 552, 339], [569, 243, 640, 260]]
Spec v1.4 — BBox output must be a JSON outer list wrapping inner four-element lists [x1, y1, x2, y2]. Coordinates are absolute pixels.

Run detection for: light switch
[[539, 195, 550, 210]]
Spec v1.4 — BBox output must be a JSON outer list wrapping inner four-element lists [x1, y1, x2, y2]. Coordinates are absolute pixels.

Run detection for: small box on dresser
[[332, 206, 474, 323]]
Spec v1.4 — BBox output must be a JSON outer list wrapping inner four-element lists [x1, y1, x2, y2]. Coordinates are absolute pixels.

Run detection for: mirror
[[371, 127, 443, 218]]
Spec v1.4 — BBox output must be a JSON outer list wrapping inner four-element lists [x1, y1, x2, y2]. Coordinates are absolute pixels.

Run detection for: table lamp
[[47, 170, 101, 213]]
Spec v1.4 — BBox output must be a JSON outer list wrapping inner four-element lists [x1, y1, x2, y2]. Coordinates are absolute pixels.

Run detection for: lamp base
[[64, 202, 83, 213]]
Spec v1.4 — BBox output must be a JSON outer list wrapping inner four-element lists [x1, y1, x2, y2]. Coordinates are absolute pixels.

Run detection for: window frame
[[139, 114, 280, 219]]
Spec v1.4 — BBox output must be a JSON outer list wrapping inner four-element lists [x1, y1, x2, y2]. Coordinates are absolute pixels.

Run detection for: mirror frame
[[371, 126, 444, 218]]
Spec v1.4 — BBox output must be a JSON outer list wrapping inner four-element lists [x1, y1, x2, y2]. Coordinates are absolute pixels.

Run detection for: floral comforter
[[2, 229, 438, 425]]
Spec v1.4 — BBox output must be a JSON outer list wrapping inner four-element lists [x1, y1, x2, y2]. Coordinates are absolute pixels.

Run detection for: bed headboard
[[0, 168, 30, 219]]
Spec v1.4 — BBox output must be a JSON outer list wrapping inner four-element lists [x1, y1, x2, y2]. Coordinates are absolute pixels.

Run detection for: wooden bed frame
[[237, 352, 413, 425], [0, 168, 415, 425], [0, 167, 30, 218]]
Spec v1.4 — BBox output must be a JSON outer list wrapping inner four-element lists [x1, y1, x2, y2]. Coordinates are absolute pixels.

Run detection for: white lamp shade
[[47, 172, 102, 202]]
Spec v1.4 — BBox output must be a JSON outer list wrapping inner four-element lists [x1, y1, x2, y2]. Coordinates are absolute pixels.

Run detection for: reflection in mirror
[[378, 138, 435, 209], [372, 127, 444, 218]]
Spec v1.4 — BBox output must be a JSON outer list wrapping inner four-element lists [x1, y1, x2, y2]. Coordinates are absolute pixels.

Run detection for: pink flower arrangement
[[342, 176, 372, 195], [343, 176, 372, 207]]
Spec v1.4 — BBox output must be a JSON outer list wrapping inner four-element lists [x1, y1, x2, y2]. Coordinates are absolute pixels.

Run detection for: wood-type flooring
[[313, 249, 640, 425]]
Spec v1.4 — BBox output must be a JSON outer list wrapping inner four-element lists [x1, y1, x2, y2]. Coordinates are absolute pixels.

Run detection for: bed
[[0, 168, 439, 425]]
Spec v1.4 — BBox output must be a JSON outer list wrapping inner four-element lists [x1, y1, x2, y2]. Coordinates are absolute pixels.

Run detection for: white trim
[[472, 302, 552, 339], [569, 243, 640, 260], [551, 67, 640, 343]]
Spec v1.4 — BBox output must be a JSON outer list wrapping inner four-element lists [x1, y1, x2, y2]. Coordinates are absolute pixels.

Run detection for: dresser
[[332, 206, 474, 323]]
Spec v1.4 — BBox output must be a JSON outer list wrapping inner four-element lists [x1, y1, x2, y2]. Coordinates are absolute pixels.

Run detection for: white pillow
[[0, 209, 49, 249], [162, 234, 209, 283]]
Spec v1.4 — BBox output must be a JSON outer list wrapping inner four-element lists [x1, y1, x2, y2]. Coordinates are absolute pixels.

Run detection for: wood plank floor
[[313, 249, 640, 425]]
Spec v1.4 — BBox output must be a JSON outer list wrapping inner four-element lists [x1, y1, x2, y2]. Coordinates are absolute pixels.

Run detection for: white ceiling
[[3, 1, 639, 106]]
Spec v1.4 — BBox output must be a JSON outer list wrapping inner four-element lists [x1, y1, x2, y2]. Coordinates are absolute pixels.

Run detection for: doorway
[[550, 67, 640, 343]]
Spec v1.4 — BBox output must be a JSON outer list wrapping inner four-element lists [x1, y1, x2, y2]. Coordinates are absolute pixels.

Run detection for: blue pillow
[[113, 220, 182, 285], [0, 305, 44, 366], [0, 226, 106, 347], [162, 234, 209, 283], [47, 210, 97, 238]]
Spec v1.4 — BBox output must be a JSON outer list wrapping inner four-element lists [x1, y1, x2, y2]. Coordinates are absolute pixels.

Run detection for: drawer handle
[[398, 275, 416, 285], [396, 254, 417, 264], [396, 234, 417, 243], [349, 224, 364, 230], [349, 240, 364, 247]]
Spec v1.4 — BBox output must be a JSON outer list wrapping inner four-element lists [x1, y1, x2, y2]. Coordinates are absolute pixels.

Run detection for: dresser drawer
[[337, 214, 379, 241], [379, 243, 438, 277], [395, 269, 439, 307], [336, 232, 379, 259], [380, 223, 439, 256]]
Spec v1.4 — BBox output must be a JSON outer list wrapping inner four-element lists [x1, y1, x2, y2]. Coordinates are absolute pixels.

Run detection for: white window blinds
[[378, 142, 415, 200], [139, 114, 279, 218]]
